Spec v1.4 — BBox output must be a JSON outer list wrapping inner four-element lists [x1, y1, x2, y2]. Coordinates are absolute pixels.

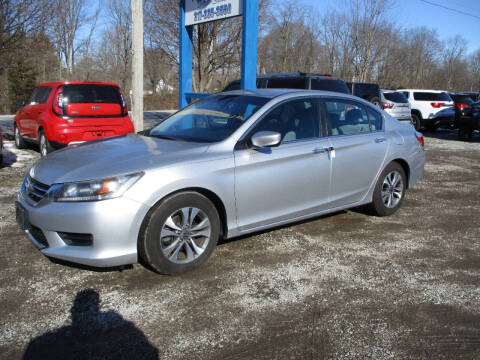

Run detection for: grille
[[25, 176, 51, 204], [30, 226, 49, 248]]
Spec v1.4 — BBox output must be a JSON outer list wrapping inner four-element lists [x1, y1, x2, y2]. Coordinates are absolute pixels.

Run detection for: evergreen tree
[[7, 57, 37, 113]]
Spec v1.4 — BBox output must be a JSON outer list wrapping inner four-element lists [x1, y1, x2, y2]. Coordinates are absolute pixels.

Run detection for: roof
[[220, 88, 362, 101], [399, 89, 448, 93], [35, 81, 121, 88]]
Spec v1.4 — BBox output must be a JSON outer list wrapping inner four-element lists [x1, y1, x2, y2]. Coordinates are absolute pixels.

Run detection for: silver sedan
[[16, 89, 425, 274]]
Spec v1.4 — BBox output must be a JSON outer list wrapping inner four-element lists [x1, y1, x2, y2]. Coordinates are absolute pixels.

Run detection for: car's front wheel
[[39, 130, 54, 157], [139, 192, 221, 275], [369, 162, 406, 217]]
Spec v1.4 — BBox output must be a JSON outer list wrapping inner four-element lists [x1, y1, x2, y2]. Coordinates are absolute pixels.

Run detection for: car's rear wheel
[[411, 113, 421, 131], [14, 124, 26, 149], [39, 130, 54, 157], [139, 192, 220, 275], [369, 96, 381, 108], [458, 126, 473, 141], [368, 162, 406, 217]]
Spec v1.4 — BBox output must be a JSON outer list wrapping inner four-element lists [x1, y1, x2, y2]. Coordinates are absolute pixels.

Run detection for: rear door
[[323, 98, 388, 207], [19, 87, 51, 139], [234, 98, 332, 231], [62, 84, 124, 120]]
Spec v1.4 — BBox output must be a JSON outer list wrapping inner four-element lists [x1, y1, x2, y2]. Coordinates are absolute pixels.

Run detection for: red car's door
[[24, 86, 52, 140]]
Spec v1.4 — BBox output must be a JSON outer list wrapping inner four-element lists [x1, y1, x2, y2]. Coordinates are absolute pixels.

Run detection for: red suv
[[14, 81, 134, 156]]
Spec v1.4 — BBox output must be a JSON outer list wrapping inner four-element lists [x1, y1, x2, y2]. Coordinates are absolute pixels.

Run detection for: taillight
[[53, 86, 64, 116], [382, 102, 394, 109], [431, 102, 444, 108], [120, 91, 128, 115], [415, 131, 424, 147], [455, 103, 468, 110]]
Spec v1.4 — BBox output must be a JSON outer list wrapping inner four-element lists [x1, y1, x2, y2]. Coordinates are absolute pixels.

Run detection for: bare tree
[[50, 0, 98, 77]]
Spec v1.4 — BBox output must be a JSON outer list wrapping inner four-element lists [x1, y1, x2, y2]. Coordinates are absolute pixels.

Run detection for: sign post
[[179, 0, 258, 108]]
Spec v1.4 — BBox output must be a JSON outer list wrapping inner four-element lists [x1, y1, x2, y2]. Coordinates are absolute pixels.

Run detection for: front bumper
[[17, 191, 150, 267]]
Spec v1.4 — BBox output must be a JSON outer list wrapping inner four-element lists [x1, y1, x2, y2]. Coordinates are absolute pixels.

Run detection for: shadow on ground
[[22, 289, 158, 360], [0, 147, 17, 168], [422, 128, 480, 143]]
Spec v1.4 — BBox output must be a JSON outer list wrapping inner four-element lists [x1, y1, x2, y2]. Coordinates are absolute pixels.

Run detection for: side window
[[401, 91, 409, 99], [28, 88, 40, 104], [324, 100, 370, 136], [253, 99, 319, 143], [36, 87, 51, 104], [367, 107, 383, 131], [266, 78, 307, 89]]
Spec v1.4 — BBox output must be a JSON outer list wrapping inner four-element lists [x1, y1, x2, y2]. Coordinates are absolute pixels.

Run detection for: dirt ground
[[0, 129, 479, 359]]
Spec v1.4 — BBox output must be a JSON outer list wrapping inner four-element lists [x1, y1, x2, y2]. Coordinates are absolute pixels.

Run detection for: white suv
[[400, 89, 454, 131], [380, 90, 411, 123]]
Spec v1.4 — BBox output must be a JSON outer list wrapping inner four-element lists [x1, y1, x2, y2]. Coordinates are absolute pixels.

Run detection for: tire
[[411, 113, 421, 131], [14, 123, 26, 149], [39, 130, 54, 157], [369, 96, 381, 109], [139, 192, 221, 275], [368, 162, 406, 217], [458, 126, 473, 141]]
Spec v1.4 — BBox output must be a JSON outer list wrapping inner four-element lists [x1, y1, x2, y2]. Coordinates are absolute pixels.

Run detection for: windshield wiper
[[150, 134, 178, 141]]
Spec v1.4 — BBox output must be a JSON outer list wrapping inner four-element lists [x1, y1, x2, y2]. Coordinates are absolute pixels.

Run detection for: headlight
[[50, 172, 143, 202]]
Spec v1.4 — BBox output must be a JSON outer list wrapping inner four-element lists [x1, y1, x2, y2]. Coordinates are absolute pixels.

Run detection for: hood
[[30, 134, 210, 184]]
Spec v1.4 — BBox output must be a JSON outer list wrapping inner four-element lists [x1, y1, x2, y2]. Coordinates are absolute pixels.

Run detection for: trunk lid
[[61, 84, 125, 121]]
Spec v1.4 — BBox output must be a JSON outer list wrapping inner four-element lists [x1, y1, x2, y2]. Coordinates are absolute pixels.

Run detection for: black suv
[[223, 73, 350, 94], [449, 92, 478, 140], [347, 82, 381, 107]]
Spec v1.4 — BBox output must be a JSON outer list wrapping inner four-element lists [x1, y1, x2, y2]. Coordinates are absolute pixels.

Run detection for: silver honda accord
[[16, 89, 425, 274]]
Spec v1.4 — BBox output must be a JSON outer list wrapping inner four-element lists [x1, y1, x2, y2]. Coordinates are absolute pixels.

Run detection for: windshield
[[149, 95, 269, 143], [62, 84, 122, 104]]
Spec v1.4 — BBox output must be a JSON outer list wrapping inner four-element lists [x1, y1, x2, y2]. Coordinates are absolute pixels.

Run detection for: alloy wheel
[[381, 170, 404, 208], [40, 135, 48, 156], [15, 127, 20, 147], [160, 207, 211, 264]]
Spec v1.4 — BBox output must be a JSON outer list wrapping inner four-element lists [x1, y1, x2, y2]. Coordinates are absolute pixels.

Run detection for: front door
[[234, 98, 332, 231]]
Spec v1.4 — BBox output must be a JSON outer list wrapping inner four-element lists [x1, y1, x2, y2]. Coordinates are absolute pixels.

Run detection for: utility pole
[[131, 0, 143, 131]]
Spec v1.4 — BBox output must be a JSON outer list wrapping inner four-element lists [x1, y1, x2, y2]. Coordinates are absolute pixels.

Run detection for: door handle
[[375, 137, 387, 143], [313, 146, 335, 154]]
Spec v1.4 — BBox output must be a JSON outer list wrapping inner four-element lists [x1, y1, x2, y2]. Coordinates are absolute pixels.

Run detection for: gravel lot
[[0, 129, 479, 359]]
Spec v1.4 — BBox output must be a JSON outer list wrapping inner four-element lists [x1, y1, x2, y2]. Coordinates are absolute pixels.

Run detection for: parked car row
[[223, 74, 479, 140]]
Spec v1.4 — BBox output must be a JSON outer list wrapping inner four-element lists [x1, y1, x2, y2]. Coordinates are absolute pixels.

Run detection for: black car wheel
[[139, 192, 221, 275], [368, 162, 406, 217], [411, 113, 421, 131]]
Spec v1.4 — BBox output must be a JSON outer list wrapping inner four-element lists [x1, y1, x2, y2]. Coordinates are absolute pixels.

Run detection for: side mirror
[[16, 100, 25, 107], [251, 131, 282, 148]]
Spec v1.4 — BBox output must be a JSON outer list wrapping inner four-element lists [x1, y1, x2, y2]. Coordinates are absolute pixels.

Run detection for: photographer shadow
[[23, 289, 158, 360]]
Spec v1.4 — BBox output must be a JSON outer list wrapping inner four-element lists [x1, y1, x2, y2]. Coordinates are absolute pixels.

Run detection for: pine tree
[[7, 57, 37, 113]]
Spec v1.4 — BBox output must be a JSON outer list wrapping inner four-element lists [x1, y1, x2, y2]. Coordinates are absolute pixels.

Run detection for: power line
[[419, 0, 480, 20]]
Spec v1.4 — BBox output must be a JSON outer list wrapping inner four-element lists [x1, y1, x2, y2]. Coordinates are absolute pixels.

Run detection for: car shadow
[[0, 147, 17, 168], [22, 289, 159, 360], [218, 210, 348, 246], [421, 128, 480, 143], [47, 256, 134, 273]]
